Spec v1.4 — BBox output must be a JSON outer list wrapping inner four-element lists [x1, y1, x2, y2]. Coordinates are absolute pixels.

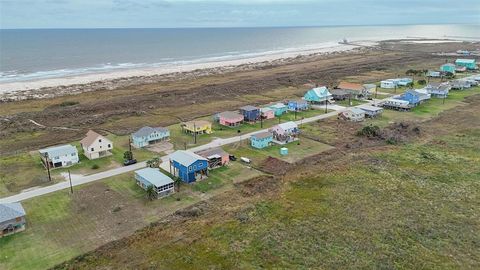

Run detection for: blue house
[[131, 126, 170, 148], [455, 59, 477, 70], [134, 168, 174, 197], [250, 131, 273, 149], [269, 103, 288, 116], [440, 63, 456, 74], [287, 100, 309, 111], [396, 90, 421, 106], [169, 150, 209, 183], [240, 105, 260, 122], [303, 86, 332, 103]]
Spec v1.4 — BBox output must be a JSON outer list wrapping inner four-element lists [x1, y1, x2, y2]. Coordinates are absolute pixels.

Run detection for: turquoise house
[[132, 126, 170, 148], [269, 103, 288, 116], [440, 63, 456, 74], [304, 86, 332, 103], [455, 59, 477, 70], [250, 132, 273, 149]]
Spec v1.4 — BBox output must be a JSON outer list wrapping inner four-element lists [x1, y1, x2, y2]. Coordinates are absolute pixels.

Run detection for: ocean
[[0, 24, 478, 83]]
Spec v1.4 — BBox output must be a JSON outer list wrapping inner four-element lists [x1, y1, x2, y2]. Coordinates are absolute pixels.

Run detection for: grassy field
[[56, 103, 480, 269], [335, 98, 368, 107], [224, 136, 334, 164], [0, 160, 263, 270]]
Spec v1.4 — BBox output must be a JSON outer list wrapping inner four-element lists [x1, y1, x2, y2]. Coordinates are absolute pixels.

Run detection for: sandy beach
[[0, 41, 377, 100]]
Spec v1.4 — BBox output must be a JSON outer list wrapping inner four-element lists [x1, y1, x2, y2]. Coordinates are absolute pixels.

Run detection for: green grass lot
[[367, 86, 480, 127], [335, 99, 368, 107], [223, 137, 334, 164], [84, 127, 480, 269], [0, 161, 263, 270]]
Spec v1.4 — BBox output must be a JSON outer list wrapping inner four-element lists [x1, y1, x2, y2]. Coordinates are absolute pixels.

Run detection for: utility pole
[[375, 86, 378, 99], [68, 170, 73, 194], [184, 142, 187, 150], [44, 153, 52, 182], [294, 109, 297, 120], [325, 99, 328, 113], [260, 115, 263, 128], [443, 94, 446, 104], [193, 122, 197, 144], [128, 137, 133, 160]]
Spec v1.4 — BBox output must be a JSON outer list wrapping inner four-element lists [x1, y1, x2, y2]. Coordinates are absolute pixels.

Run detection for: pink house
[[217, 111, 244, 127], [260, 107, 275, 120]]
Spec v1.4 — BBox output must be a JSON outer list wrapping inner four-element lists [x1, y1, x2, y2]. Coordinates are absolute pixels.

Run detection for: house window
[[108, 144, 111, 148], [189, 166, 192, 172], [193, 165, 197, 170], [71, 153, 76, 156], [91, 147, 94, 151], [99, 139, 102, 142]]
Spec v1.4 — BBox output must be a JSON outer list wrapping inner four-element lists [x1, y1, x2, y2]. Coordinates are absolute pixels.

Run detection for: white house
[[80, 130, 113, 160], [380, 80, 396, 89], [338, 108, 365, 122], [269, 121, 300, 143], [39, 144, 79, 168]]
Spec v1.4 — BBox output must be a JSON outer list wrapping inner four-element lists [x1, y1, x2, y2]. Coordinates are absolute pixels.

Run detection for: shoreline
[[0, 40, 378, 100]]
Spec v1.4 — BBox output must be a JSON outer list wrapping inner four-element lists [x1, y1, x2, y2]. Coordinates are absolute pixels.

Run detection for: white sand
[[0, 41, 378, 95]]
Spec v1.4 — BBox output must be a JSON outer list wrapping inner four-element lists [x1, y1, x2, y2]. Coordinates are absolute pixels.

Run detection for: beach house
[[181, 120, 212, 134], [260, 107, 275, 120], [0, 203, 26, 238], [131, 126, 170, 148], [440, 63, 456, 74], [303, 86, 333, 103], [395, 78, 413, 86], [330, 89, 350, 100], [269, 103, 288, 116], [287, 99, 309, 111], [39, 144, 79, 168], [217, 111, 244, 127], [363, 84, 377, 94], [250, 131, 273, 149], [80, 130, 113, 160], [455, 59, 477, 70], [424, 83, 451, 98], [451, 80, 472, 90], [336, 82, 368, 98], [413, 88, 431, 102], [169, 150, 209, 183], [396, 89, 422, 107], [338, 107, 365, 122], [380, 80, 396, 89], [195, 147, 230, 169], [239, 105, 260, 122], [381, 98, 411, 111], [357, 104, 384, 118], [134, 168, 174, 198], [270, 121, 300, 143]]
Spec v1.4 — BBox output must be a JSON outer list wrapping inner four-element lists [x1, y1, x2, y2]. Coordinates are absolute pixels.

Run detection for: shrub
[[418, 79, 426, 85], [357, 125, 380, 137], [91, 164, 100, 170], [60, 101, 79, 107]]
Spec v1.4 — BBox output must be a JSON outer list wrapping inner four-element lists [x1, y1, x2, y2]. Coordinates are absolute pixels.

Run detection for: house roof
[[349, 108, 365, 114], [218, 111, 244, 120], [337, 82, 364, 92], [363, 84, 376, 89], [80, 130, 110, 147], [135, 168, 173, 187], [39, 144, 77, 157], [277, 121, 298, 130], [442, 63, 456, 67], [456, 59, 475, 63], [240, 105, 259, 111], [260, 107, 273, 113], [310, 86, 330, 97], [270, 103, 287, 109], [133, 126, 168, 138], [196, 147, 228, 159], [330, 89, 349, 95], [251, 131, 273, 140], [357, 104, 383, 112], [289, 99, 308, 104], [405, 89, 421, 97], [170, 150, 207, 166], [0, 203, 26, 223]]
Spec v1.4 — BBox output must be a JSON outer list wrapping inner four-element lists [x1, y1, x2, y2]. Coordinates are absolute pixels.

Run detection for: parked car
[[123, 159, 137, 166], [240, 157, 251, 164], [229, 155, 237, 161]]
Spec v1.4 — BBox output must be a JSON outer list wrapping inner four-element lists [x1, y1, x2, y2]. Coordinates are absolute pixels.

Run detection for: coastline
[[0, 41, 377, 101]]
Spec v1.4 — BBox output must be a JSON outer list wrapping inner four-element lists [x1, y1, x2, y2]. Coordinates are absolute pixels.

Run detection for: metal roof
[[456, 59, 475, 63], [0, 203, 26, 223], [260, 107, 273, 113], [357, 104, 383, 112], [135, 168, 173, 187], [39, 144, 77, 157], [240, 105, 259, 111], [218, 111, 244, 119], [270, 103, 287, 109], [195, 147, 228, 158], [277, 121, 298, 130], [349, 107, 365, 114], [132, 126, 168, 138], [170, 150, 207, 166]]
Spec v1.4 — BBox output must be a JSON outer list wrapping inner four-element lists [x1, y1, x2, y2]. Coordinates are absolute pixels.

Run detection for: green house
[[440, 63, 456, 74], [455, 59, 477, 70], [304, 86, 332, 103], [269, 103, 288, 116]]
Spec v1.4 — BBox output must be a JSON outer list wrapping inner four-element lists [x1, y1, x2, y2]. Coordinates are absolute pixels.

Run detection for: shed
[[134, 168, 174, 198], [169, 150, 209, 183], [280, 147, 288, 156]]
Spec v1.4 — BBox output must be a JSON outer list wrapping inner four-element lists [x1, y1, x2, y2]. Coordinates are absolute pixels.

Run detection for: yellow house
[[181, 120, 212, 134]]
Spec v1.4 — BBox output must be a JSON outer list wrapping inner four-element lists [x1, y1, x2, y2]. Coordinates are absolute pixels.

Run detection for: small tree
[[418, 79, 426, 85], [146, 185, 157, 201], [147, 157, 160, 168], [174, 177, 182, 192], [406, 82, 414, 88], [123, 151, 133, 161]]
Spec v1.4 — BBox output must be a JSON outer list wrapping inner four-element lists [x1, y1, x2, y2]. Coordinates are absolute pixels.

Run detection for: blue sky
[[1, 0, 479, 29]]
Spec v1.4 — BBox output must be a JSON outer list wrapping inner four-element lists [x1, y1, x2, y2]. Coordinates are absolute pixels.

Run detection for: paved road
[[0, 105, 346, 203]]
